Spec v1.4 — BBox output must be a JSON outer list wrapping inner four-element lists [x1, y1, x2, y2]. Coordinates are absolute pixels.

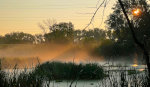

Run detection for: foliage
[[96, 0, 150, 58], [75, 28, 106, 44], [0, 22, 107, 45], [0, 59, 149, 87], [44, 22, 74, 43], [94, 39, 135, 57], [33, 62, 105, 80], [106, 0, 150, 51], [0, 32, 35, 44]]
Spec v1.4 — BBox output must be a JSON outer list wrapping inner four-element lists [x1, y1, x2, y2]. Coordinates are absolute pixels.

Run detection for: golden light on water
[[131, 64, 138, 67], [132, 8, 142, 16], [138, 69, 145, 71]]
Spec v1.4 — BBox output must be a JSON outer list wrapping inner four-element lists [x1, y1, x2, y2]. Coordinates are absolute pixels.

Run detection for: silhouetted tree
[[0, 32, 35, 44], [44, 22, 74, 43], [106, 0, 150, 55], [34, 34, 45, 44], [74, 28, 106, 44], [114, 0, 150, 84]]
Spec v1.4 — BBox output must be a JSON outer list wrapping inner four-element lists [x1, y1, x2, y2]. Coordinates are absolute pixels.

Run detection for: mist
[[0, 43, 104, 68]]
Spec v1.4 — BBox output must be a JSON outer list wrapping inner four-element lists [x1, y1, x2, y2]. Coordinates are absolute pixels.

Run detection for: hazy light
[[131, 64, 138, 67], [132, 8, 142, 16], [138, 69, 145, 71]]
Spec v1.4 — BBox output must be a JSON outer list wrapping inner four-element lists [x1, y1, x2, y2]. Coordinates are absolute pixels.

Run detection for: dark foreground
[[0, 61, 149, 87]]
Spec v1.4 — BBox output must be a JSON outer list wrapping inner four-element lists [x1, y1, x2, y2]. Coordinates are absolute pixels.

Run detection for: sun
[[132, 8, 142, 16]]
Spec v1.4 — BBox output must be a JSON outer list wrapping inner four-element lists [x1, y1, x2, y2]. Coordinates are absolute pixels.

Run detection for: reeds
[[0, 59, 149, 87], [33, 62, 105, 80], [0, 60, 106, 87]]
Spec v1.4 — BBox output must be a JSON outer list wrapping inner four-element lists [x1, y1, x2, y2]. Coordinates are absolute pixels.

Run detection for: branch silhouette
[[84, 0, 106, 30], [117, 0, 150, 84]]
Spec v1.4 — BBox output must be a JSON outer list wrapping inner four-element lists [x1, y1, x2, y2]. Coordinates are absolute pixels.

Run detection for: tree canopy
[[44, 22, 74, 43], [101, 0, 150, 57], [0, 32, 35, 44]]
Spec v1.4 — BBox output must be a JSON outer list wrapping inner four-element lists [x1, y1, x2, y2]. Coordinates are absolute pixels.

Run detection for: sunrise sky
[[0, 0, 116, 35]]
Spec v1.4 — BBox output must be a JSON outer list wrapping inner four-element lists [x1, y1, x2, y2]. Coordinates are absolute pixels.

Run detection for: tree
[[44, 22, 74, 43], [106, 0, 150, 56], [0, 32, 35, 44], [111, 0, 150, 83], [34, 34, 45, 44], [74, 28, 106, 45], [107, 0, 150, 44]]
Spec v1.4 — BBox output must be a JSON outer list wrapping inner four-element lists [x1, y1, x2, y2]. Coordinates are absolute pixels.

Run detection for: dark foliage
[[33, 62, 105, 80]]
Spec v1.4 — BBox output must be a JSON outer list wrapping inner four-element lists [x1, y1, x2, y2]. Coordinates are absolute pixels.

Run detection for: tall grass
[[0, 60, 106, 87], [33, 62, 106, 80], [99, 64, 149, 87], [0, 59, 149, 87], [0, 59, 6, 87]]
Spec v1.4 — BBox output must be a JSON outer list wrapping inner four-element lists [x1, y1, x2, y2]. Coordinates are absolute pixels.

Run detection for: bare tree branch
[[83, 0, 106, 30], [99, 0, 110, 28], [38, 19, 57, 34]]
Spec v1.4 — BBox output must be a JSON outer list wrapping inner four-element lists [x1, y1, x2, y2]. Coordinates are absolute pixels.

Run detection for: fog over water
[[0, 44, 143, 68], [0, 44, 103, 68]]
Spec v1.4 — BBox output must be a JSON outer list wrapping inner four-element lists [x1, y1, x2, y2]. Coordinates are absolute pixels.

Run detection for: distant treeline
[[0, 22, 149, 59], [1, 0, 150, 59], [0, 22, 106, 44]]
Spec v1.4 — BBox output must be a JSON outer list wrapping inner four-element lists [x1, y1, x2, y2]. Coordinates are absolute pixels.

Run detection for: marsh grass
[[33, 61, 106, 80], [100, 64, 149, 87], [0, 59, 149, 87], [0, 60, 106, 87]]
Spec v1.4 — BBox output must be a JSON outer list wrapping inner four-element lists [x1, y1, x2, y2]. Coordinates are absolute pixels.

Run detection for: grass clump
[[33, 62, 106, 80]]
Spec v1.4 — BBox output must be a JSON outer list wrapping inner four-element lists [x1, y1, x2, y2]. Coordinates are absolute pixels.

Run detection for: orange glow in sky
[[0, 0, 116, 35]]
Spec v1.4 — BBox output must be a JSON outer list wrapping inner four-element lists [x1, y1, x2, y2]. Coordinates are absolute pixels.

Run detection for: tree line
[[0, 22, 106, 44], [0, 0, 150, 59]]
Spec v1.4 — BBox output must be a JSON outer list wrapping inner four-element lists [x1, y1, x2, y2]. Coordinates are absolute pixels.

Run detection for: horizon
[[0, 0, 150, 86]]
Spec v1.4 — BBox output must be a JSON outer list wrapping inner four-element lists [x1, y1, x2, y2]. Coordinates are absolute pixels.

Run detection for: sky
[[0, 0, 116, 35]]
